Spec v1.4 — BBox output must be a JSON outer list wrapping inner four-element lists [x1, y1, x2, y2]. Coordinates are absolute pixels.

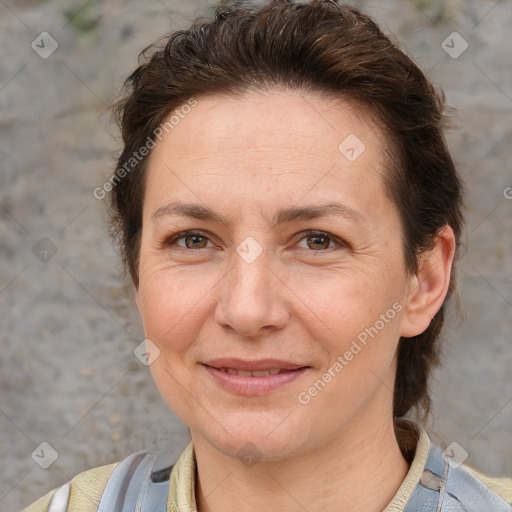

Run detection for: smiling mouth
[[201, 360, 309, 395]]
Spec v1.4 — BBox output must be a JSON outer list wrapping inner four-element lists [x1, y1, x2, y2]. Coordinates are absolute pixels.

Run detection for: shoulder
[[21, 460, 117, 512], [463, 464, 512, 506], [21, 460, 118, 512], [20, 450, 169, 512]]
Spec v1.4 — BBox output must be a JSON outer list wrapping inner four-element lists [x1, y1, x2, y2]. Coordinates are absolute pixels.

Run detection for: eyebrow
[[151, 201, 367, 228]]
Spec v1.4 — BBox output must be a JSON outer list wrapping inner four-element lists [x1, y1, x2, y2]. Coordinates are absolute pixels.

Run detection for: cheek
[[137, 266, 209, 352], [294, 267, 398, 333], [291, 266, 406, 393]]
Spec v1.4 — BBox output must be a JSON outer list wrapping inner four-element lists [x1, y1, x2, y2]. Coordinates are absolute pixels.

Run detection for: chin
[[214, 434, 298, 464], [191, 411, 313, 463]]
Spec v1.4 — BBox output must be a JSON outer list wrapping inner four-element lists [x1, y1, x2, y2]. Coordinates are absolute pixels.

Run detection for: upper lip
[[203, 358, 308, 371]]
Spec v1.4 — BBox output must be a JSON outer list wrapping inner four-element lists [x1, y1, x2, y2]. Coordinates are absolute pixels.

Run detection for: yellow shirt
[[22, 419, 512, 511]]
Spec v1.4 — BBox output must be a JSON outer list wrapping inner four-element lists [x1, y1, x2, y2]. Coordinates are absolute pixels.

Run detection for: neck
[[191, 413, 411, 512]]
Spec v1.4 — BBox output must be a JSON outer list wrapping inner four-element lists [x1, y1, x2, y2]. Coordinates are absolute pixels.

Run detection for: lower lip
[[202, 364, 308, 395]]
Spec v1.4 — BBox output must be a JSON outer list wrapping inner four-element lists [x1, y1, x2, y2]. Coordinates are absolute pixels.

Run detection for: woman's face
[[136, 90, 422, 460]]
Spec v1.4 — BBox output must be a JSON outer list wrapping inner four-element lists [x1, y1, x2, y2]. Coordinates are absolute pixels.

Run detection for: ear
[[400, 225, 456, 338]]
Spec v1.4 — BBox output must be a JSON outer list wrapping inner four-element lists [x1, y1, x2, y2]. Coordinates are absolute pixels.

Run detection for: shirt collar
[[168, 418, 431, 512]]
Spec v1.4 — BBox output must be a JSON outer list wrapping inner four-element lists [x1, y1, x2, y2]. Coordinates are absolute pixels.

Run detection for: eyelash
[[163, 229, 347, 253]]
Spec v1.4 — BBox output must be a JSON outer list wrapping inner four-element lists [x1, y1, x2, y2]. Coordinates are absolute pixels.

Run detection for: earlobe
[[400, 225, 456, 338]]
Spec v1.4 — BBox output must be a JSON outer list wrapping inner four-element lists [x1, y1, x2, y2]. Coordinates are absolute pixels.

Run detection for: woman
[[22, 0, 512, 511]]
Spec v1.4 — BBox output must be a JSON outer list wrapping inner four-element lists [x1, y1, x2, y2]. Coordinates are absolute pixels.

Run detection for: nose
[[214, 247, 290, 337]]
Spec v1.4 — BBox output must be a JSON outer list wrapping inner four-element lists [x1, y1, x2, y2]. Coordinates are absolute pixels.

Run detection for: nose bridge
[[226, 242, 272, 309], [215, 238, 289, 335]]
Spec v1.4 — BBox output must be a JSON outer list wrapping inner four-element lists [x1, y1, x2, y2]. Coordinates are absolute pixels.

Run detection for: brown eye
[[306, 233, 332, 250], [165, 230, 212, 250], [297, 230, 345, 252], [183, 234, 208, 249]]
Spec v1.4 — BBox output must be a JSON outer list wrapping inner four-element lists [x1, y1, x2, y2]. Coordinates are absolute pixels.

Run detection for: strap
[[42, 450, 175, 512], [96, 450, 172, 512], [140, 464, 174, 512], [98, 451, 173, 512], [404, 443, 512, 511]]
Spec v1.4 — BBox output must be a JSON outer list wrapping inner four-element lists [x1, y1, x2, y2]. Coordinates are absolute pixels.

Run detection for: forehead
[[153, 89, 384, 156], [144, 89, 392, 223]]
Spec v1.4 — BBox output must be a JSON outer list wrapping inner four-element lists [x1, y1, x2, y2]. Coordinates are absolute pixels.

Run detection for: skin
[[135, 89, 455, 512]]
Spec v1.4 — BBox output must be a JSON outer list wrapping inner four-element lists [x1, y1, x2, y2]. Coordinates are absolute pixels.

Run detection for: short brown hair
[[108, 0, 465, 422]]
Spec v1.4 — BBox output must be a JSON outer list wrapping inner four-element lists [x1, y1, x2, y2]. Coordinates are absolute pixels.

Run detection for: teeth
[[216, 368, 286, 377], [251, 370, 271, 377]]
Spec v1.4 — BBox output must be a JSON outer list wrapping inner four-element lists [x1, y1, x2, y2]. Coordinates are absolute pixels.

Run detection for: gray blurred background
[[1, 0, 511, 510]]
